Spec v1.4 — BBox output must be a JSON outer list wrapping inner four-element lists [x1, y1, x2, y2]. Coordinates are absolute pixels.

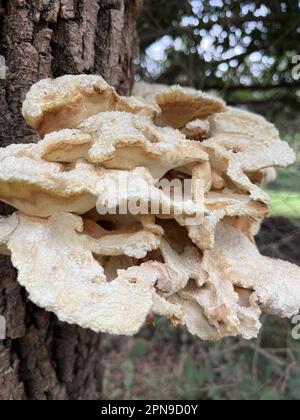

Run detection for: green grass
[[268, 190, 300, 219]]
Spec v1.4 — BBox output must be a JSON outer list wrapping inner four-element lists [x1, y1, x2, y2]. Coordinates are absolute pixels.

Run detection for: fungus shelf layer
[[0, 75, 298, 340]]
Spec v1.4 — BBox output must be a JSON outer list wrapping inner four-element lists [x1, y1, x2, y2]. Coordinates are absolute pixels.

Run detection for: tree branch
[[140, 13, 296, 48], [201, 12, 295, 30], [228, 96, 299, 106], [207, 81, 300, 92]]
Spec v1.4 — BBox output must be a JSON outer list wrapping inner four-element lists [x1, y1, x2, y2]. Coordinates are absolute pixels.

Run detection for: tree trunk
[[0, 0, 142, 400]]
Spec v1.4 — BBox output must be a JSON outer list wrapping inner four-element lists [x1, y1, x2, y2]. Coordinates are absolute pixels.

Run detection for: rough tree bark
[[0, 0, 142, 400]]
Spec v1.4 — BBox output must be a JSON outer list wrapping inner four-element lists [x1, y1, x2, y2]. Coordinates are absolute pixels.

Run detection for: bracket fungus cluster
[[0, 74, 299, 340]]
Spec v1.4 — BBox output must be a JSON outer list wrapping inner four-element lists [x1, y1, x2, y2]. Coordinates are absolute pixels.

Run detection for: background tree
[[138, 0, 300, 108], [0, 0, 141, 400], [138, 0, 300, 196]]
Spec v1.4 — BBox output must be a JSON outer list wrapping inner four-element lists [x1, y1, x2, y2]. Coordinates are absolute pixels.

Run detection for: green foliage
[[181, 355, 205, 400], [268, 191, 300, 218], [102, 316, 300, 401], [138, 0, 300, 110], [129, 339, 148, 359], [260, 388, 283, 401], [122, 360, 135, 391]]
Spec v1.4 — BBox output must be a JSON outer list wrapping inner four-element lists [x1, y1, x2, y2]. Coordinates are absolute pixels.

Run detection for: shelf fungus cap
[[0, 146, 204, 221], [22, 75, 120, 137], [175, 279, 261, 341], [155, 85, 226, 129], [22, 76, 162, 138], [0, 212, 185, 335], [95, 167, 204, 224], [0, 144, 102, 217], [177, 190, 269, 250], [0, 76, 298, 340], [157, 238, 205, 294], [82, 218, 162, 260], [0, 212, 19, 255], [38, 112, 208, 179], [117, 96, 161, 120], [132, 81, 169, 103], [173, 221, 300, 341], [202, 107, 296, 202], [205, 222, 300, 319]]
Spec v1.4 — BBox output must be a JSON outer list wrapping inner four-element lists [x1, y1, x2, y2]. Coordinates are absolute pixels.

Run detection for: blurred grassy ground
[[269, 191, 300, 219], [101, 315, 300, 400]]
